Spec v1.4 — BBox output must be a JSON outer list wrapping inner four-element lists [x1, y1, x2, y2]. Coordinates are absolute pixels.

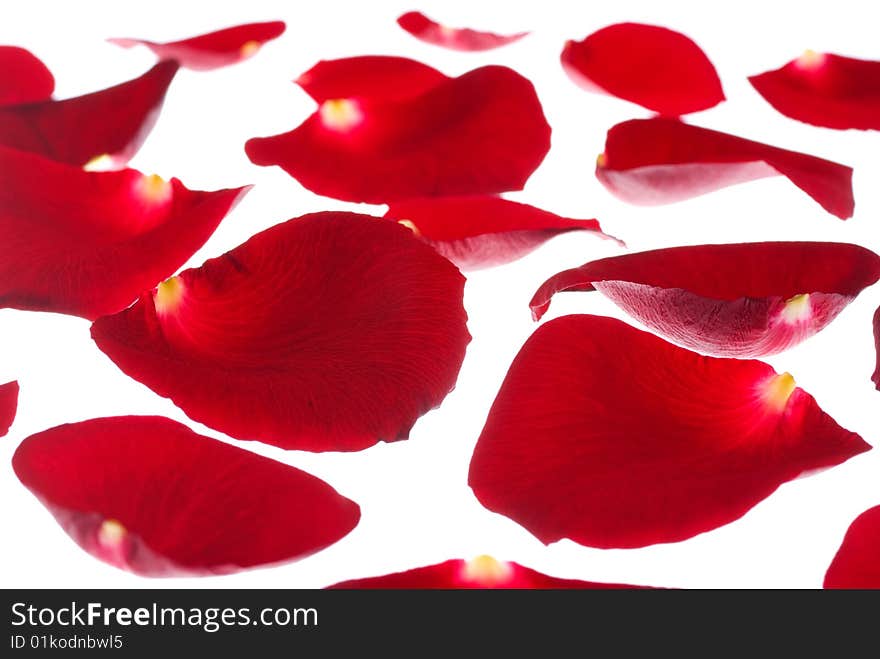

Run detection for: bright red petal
[[468, 315, 871, 549], [749, 52, 880, 130], [0, 61, 177, 167], [396, 11, 528, 52], [12, 416, 360, 576], [561, 23, 724, 115], [530, 242, 880, 357], [91, 213, 470, 452], [873, 306, 880, 390], [0, 381, 18, 438], [329, 556, 643, 589], [246, 65, 551, 203], [0, 146, 248, 319], [597, 118, 855, 219], [384, 195, 619, 270], [824, 506, 880, 588], [0, 46, 54, 106], [108, 21, 285, 71]]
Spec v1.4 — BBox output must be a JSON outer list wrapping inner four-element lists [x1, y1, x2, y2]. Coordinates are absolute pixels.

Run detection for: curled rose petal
[[468, 314, 871, 549], [384, 195, 620, 270], [329, 556, 643, 589], [1, 381, 18, 437], [0, 61, 178, 168], [749, 52, 880, 130], [396, 11, 528, 52], [873, 306, 880, 390], [824, 506, 880, 588], [0, 145, 249, 319], [91, 212, 470, 452], [108, 21, 285, 71], [530, 242, 880, 357], [246, 64, 551, 203], [0, 46, 54, 106], [597, 117, 854, 219], [561, 23, 724, 115], [12, 416, 360, 576]]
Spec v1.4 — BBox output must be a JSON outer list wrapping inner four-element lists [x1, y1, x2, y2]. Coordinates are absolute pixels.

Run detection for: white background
[[1, 0, 879, 589]]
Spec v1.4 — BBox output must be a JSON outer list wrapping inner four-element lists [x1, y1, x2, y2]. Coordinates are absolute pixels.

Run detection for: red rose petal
[[468, 314, 870, 549], [396, 11, 528, 52], [824, 506, 880, 588], [0, 61, 178, 168], [329, 556, 642, 589], [0, 145, 248, 319], [246, 64, 551, 203], [384, 195, 619, 270], [749, 52, 880, 131], [597, 117, 855, 219], [561, 23, 724, 115], [0, 46, 54, 106], [91, 212, 470, 452], [873, 306, 880, 390], [12, 416, 360, 576], [0, 381, 18, 438], [530, 242, 880, 357], [108, 21, 285, 71]]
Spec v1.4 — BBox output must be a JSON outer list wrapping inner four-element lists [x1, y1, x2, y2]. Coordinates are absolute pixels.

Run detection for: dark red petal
[[530, 242, 880, 357], [246, 65, 551, 203], [329, 556, 643, 589], [597, 117, 854, 219], [0, 46, 54, 106], [12, 416, 360, 576], [873, 306, 880, 390], [295, 56, 449, 103], [468, 315, 870, 549], [0, 381, 18, 437], [396, 11, 528, 52], [749, 52, 880, 130], [384, 195, 619, 270], [561, 23, 724, 115], [91, 213, 470, 452], [0, 145, 248, 320], [108, 21, 285, 71], [824, 506, 880, 588], [0, 61, 178, 168]]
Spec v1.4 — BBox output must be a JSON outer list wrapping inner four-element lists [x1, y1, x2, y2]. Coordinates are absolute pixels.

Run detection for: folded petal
[[0, 61, 178, 167], [873, 306, 880, 390], [0, 46, 54, 106], [824, 506, 880, 588], [0, 381, 18, 438], [749, 52, 880, 130], [0, 146, 248, 319], [246, 64, 551, 203], [12, 416, 360, 576], [108, 21, 285, 71], [396, 11, 528, 52], [561, 23, 724, 115], [468, 314, 871, 549], [91, 212, 470, 452], [329, 556, 643, 589], [530, 242, 880, 357], [597, 117, 854, 219], [384, 195, 618, 270]]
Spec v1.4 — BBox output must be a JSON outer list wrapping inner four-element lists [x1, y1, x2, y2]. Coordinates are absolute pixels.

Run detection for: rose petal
[[561, 23, 724, 115], [824, 506, 880, 588], [329, 556, 643, 589], [873, 306, 880, 390], [396, 11, 528, 52], [0, 381, 18, 437], [0, 46, 54, 106], [91, 212, 470, 452], [0, 145, 249, 319], [597, 117, 855, 219], [468, 314, 871, 549], [246, 64, 551, 203], [108, 21, 285, 71], [384, 195, 620, 270], [12, 416, 360, 576], [749, 52, 880, 130], [530, 242, 880, 357], [0, 61, 178, 167]]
